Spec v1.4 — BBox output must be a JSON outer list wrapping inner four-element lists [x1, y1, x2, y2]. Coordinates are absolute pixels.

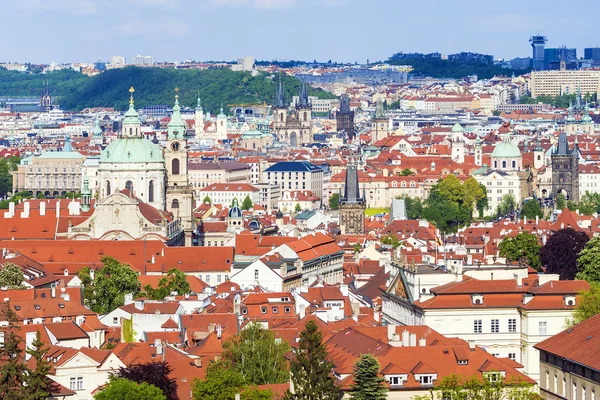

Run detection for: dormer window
[[471, 294, 484, 305], [564, 295, 576, 306], [34, 304, 41, 310], [485, 372, 504, 383], [416, 374, 437, 386]]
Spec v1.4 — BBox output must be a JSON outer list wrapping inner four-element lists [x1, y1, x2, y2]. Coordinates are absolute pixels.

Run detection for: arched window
[[148, 180, 154, 203], [502, 160, 507, 169], [172, 158, 180, 175], [494, 161, 497, 168], [512, 160, 516, 169], [303, 112, 307, 122], [106, 181, 111, 196], [280, 113, 284, 122], [129, 127, 132, 136], [171, 199, 179, 209], [125, 180, 133, 193]]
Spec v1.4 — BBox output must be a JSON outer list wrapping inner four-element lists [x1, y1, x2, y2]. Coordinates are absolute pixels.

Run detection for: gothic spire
[[275, 73, 285, 108], [298, 82, 309, 107]]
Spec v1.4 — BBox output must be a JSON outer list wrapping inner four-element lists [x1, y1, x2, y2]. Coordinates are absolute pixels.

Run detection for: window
[[172, 158, 180, 175], [487, 372, 501, 383], [125, 180, 133, 192], [389, 376, 402, 386], [113, 317, 118, 324], [70, 378, 76, 391], [261, 307, 267, 314], [106, 181, 111, 196], [272, 307, 279, 313], [508, 353, 516, 361], [171, 199, 179, 209], [508, 319, 517, 333], [77, 377, 83, 390], [474, 320, 482, 333], [539, 321, 548, 335], [148, 180, 154, 203], [216, 275, 221, 283], [205, 275, 210, 283], [284, 306, 291, 313], [254, 269, 259, 280], [419, 375, 433, 385], [491, 319, 499, 333]]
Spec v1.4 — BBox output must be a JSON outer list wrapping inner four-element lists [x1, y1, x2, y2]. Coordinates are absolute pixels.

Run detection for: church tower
[[165, 92, 194, 246], [216, 106, 227, 140], [451, 122, 465, 164], [195, 92, 204, 138], [273, 74, 288, 139], [534, 133, 545, 169], [551, 132, 579, 202], [337, 93, 355, 140], [474, 135, 482, 166], [371, 99, 388, 144], [297, 82, 312, 144], [40, 81, 52, 112], [339, 163, 366, 235], [227, 198, 244, 233]]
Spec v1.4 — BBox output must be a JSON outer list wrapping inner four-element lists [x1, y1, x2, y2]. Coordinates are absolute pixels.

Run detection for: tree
[[117, 361, 177, 400], [496, 193, 516, 217], [295, 203, 302, 212], [23, 330, 53, 400], [400, 168, 413, 176], [0, 302, 25, 399], [555, 193, 566, 210], [223, 323, 289, 385], [569, 283, 600, 326], [540, 228, 589, 280], [284, 321, 340, 400], [329, 193, 339, 210], [192, 361, 271, 400], [403, 196, 423, 219], [521, 200, 543, 220], [78, 256, 141, 314], [353, 243, 362, 254], [412, 374, 542, 400], [350, 354, 387, 400], [380, 234, 401, 249], [579, 192, 600, 215], [142, 269, 190, 300], [0, 156, 20, 198], [94, 378, 166, 400], [0, 263, 25, 289], [499, 232, 542, 270], [202, 195, 211, 205], [576, 236, 600, 283], [241, 195, 253, 211]]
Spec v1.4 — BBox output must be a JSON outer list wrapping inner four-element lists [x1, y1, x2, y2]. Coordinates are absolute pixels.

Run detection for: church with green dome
[[97, 88, 166, 210]]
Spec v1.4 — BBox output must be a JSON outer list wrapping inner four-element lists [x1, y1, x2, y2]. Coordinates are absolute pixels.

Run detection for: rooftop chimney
[[409, 332, 417, 347], [419, 337, 426, 347], [40, 201, 46, 216], [402, 330, 410, 347]]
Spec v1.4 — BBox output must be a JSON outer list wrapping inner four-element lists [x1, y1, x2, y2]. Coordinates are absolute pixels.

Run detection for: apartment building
[[531, 69, 600, 97], [262, 161, 324, 199], [188, 161, 250, 194]]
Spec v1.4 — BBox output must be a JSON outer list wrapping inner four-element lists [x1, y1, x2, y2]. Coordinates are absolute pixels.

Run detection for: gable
[[58, 351, 100, 370], [98, 352, 125, 372]]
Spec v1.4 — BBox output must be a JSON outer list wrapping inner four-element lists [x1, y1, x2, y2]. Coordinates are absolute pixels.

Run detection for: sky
[[3, 0, 600, 64]]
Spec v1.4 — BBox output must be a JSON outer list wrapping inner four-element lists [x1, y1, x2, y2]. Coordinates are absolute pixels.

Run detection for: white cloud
[[118, 19, 189, 37]]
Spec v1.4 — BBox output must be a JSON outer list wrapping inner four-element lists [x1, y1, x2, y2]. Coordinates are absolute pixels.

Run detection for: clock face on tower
[[170, 141, 181, 151]]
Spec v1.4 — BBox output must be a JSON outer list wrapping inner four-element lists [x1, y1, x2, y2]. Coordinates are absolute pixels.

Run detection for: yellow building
[[531, 69, 600, 98]]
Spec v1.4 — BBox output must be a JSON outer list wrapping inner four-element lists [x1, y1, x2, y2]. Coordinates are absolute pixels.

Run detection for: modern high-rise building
[[530, 35, 547, 70], [531, 69, 600, 98], [585, 47, 600, 65], [544, 47, 577, 70], [110, 56, 126, 66], [131, 55, 154, 66]]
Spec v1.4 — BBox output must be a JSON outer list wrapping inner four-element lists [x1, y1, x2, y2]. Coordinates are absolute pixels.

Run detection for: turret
[[167, 92, 186, 139], [121, 87, 142, 138], [81, 174, 91, 212]]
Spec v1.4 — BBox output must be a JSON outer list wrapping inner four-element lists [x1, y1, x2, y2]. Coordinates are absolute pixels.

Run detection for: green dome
[[451, 122, 464, 132], [242, 129, 264, 138], [492, 140, 521, 158], [122, 103, 141, 126], [100, 138, 164, 163]]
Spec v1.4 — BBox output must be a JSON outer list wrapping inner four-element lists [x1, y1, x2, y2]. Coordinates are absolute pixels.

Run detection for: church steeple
[[121, 87, 142, 138], [81, 174, 91, 213], [167, 90, 186, 139], [275, 73, 286, 108], [298, 82, 310, 108]]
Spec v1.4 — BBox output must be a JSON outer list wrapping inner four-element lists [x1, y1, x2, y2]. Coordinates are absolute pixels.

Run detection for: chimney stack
[[40, 201, 46, 216]]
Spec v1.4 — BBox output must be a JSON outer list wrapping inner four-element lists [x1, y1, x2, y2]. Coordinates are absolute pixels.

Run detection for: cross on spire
[[129, 86, 135, 104]]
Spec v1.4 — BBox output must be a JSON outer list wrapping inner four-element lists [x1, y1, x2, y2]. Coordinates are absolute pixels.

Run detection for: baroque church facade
[[272, 77, 313, 147], [73, 89, 194, 245]]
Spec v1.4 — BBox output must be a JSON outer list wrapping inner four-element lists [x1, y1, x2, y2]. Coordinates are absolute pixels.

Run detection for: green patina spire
[[167, 89, 186, 139]]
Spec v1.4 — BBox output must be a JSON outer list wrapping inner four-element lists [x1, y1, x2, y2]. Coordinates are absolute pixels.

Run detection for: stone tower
[[337, 93, 355, 140], [371, 99, 388, 144], [165, 93, 194, 246], [339, 163, 366, 235], [551, 132, 579, 203], [451, 122, 465, 164], [534, 133, 545, 170], [194, 92, 204, 138], [474, 135, 482, 166], [272, 74, 288, 139]]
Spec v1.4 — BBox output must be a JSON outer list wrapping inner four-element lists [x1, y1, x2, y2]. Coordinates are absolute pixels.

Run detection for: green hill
[[0, 67, 336, 113]]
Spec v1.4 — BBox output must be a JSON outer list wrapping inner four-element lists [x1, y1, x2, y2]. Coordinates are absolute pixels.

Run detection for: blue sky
[[3, 0, 599, 64]]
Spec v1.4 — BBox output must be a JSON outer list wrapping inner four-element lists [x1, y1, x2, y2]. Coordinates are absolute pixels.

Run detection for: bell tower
[[165, 90, 194, 246]]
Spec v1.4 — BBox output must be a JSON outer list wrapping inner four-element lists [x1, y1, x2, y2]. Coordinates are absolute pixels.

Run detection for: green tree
[[142, 268, 191, 300], [23, 330, 52, 400], [353, 243, 362, 254], [202, 195, 211, 205], [0, 302, 25, 399], [0, 263, 25, 289], [350, 354, 387, 400], [241, 195, 253, 211], [329, 193, 340, 210], [496, 193, 517, 217], [556, 193, 566, 210], [576, 236, 600, 283], [78, 256, 141, 314], [295, 203, 302, 212], [284, 321, 340, 400], [579, 192, 600, 214], [521, 200, 543, 220], [380, 234, 401, 249], [569, 283, 600, 326], [499, 232, 542, 270], [94, 378, 166, 400], [0, 156, 20, 198], [223, 323, 289, 385], [192, 361, 271, 400], [402, 197, 423, 219], [400, 168, 413, 176]]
